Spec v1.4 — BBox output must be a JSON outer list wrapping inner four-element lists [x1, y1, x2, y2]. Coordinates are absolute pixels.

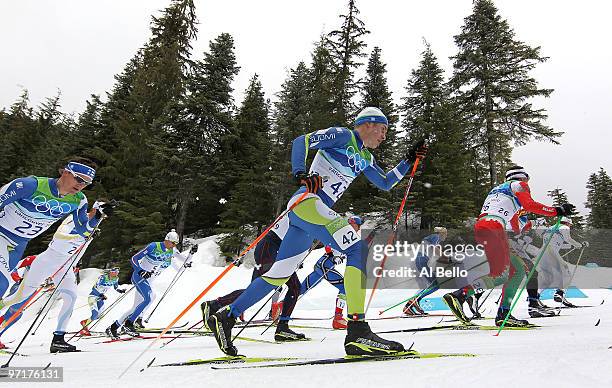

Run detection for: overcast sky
[[1, 0, 610, 216]]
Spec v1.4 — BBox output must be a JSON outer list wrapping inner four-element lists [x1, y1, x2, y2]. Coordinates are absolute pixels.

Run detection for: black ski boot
[[201, 300, 221, 331], [344, 320, 408, 356], [50, 332, 79, 353], [207, 306, 238, 356], [123, 319, 140, 337], [106, 321, 120, 339], [275, 320, 307, 341], [528, 297, 558, 318], [443, 290, 470, 323], [495, 308, 531, 327], [554, 289, 577, 307], [133, 317, 145, 330]]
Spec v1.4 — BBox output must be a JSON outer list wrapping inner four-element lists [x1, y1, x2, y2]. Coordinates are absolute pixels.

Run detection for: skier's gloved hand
[[189, 245, 198, 254], [100, 294, 107, 300], [183, 261, 192, 268], [582, 241, 590, 248], [138, 270, 153, 279], [116, 288, 126, 294], [554, 203, 575, 216], [405, 139, 429, 163], [295, 172, 323, 193]]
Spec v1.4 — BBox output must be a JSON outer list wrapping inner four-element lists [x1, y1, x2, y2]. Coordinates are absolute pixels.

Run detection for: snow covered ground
[[2, 236, 611, 387]]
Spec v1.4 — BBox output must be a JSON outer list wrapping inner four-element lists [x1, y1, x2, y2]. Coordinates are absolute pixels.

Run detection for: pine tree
[[400, 42, 475, 228], [165, 33, 240, 241], [585, 168, 612, 229], [271, 62, 313, 214], [547, 187, 585, 229], [308, 37, 336, 131], [347, 47, 399, 223], [327, 0, 369, 125], [450, 0, 560, 187], [219, 75, 273, 255]]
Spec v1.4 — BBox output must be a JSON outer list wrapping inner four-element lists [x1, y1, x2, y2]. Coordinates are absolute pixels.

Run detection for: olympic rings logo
[[32, 195, 73, 217], [421, 299, 434, 311], [346, 146, 367, 173]]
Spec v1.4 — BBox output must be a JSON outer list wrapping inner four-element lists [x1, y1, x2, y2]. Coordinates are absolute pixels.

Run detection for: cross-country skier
[[0, 199, 114, 352], [0, 158, 100, 301], [403, 226, 448, 316], [201, 215, 306, 342], [208, 107, 427, 356], [105, 230, 196, 339], [79, 267, 125, 336], [443, 166, 575, 327], [536, 217, 587, 307]]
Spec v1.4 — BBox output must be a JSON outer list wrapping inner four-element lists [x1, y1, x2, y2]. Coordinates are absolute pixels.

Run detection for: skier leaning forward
[[208, 107, 428, 356], [443, 166, 575, 327]]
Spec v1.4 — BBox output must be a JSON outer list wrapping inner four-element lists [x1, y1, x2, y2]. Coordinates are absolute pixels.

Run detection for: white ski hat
[[165, 229, 180, 243], [354, 107, 388, 127], [505, 166, 529, 181], [434, 226, 447, 234]]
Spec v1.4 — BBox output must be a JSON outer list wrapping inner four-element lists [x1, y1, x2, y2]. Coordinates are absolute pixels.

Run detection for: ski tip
[[595, 319, 601, 326]]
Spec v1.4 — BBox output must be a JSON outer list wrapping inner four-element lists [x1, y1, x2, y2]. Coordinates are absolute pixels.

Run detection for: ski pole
[[144, 260, 190, 323], [30, 290, 60, 336], [160, 319, 204, 348], [365, 157, 422, 313], [495, 217, 562, 335], [564, 245, 586, 292], [1, 219, 104, 369], [118, 191, 311, 379], [476, 288, 494, 311], [561, 247, 577, 258]]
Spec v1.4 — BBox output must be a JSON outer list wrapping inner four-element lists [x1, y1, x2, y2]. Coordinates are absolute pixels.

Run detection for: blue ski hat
[[354, 107, 388, 127], [65, 161, 96, 182]]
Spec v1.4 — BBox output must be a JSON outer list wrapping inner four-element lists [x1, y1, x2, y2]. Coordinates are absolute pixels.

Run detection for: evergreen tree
[[165, 33, 240, 241], [547, 187, 585, 229], [271, 62, 313, 214], [401, 42, 475, 228], [327, 0, 369, 125], [585, 168, 612, 229], [450, 0, 560, 187], [219, 75, 273, 255], [347, 47, 399, 222], [308, 37, 336, 130]]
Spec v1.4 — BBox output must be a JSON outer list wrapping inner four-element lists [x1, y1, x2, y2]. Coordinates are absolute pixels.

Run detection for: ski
[[370, 313, 454, 321], [211, 351, 477, 369], [136, 321, 189, 332], [0, 349, 29, 357], [96, 335, 179, 344], [152, 355, 300, 368], [378, 323, 540, 334]]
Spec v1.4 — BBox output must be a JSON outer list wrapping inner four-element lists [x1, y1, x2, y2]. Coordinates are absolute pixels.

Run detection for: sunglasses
[[66, 168, 93, 186]]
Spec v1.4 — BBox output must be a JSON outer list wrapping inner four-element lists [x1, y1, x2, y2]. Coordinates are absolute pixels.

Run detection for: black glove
[[138, 270, 152, 279], [189, 245, 198, 254], [100, 294, 107, 300], [183, 261, 192, 268], [116, 288, 126, 294], [295, 172, 323, 193], [405, 139, 429, 163], [554, 203, 575, 216]]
